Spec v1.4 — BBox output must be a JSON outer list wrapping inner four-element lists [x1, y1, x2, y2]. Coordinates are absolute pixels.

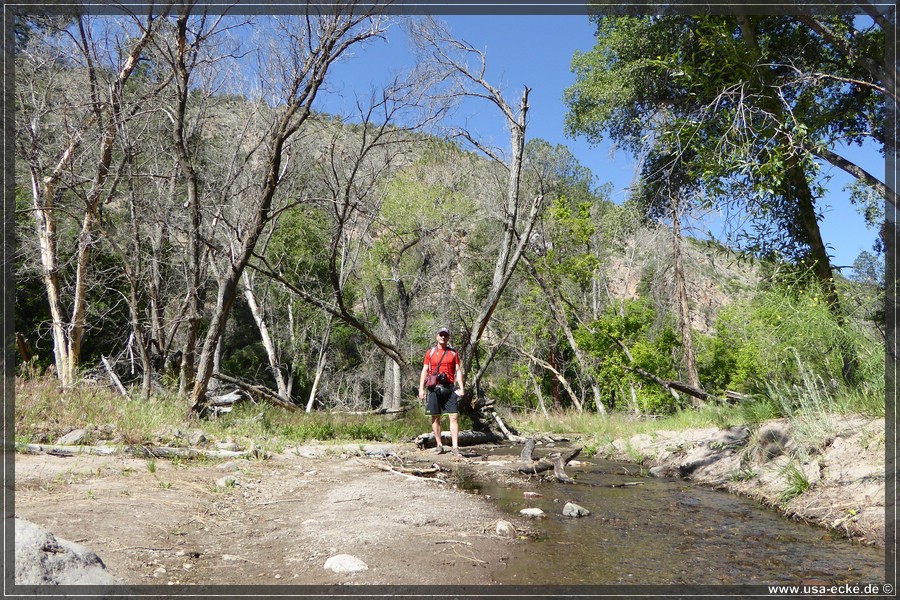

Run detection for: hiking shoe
[[434, 445, 446, 455], [450, 448, 462, 457]]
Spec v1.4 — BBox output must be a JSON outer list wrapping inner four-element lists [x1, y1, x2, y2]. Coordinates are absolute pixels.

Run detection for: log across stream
[[452, 446, 885, 587]]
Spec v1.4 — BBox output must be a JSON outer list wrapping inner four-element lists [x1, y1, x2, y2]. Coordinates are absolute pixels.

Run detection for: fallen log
[[21, 443, 257, 461], [211, 373, 299, 412], [22, 444, 120, 457], [415, 430, 503, 449]]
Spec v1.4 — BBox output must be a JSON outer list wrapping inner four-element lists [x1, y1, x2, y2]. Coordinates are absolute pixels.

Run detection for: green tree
[[564, 12, 887, 382]]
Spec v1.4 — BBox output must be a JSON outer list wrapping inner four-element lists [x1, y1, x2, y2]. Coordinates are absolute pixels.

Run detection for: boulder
[[519, 508, 545, 518], [15, 518, 121, 585]]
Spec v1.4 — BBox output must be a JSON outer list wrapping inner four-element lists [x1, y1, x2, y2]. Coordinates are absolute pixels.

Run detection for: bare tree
[[189, 8, 388, 413], [411, 18, 547, 428], [16, 11, 168, 387]]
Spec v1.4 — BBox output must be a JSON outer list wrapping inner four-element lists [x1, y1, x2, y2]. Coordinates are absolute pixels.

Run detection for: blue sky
[[324, 14, 882, 271]]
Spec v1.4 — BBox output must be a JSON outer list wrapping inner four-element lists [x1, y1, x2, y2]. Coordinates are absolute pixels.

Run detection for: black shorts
[[425, 388, 458, 416]]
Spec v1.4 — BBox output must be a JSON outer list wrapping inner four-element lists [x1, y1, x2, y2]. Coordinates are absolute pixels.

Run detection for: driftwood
[[517, 438, 582, 484], [22, 443, 257, 460], [415, 430, 503, 449]]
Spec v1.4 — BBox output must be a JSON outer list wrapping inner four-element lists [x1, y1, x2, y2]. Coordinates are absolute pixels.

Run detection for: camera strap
[[430, 348, 449, 376]]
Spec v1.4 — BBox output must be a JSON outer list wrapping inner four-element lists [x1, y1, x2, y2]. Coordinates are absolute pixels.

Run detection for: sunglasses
[[438, 333, 449, 338]]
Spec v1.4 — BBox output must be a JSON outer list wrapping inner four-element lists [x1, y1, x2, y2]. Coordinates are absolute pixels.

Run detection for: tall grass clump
[[16, 376, 184, 444], [757, 350, 884, 458]]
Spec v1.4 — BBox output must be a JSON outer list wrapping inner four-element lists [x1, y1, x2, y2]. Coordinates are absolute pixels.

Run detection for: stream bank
[[592, 414, 886, 547]]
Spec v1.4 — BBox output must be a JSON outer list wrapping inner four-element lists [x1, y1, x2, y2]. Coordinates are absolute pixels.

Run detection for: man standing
[[419, 327, 465, 456]]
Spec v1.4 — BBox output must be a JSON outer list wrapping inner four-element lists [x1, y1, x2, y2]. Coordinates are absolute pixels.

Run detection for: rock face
[[15, 517, 122, 585]]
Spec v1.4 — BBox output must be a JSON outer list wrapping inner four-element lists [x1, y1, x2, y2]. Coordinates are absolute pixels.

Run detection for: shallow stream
[[458, 448, 885, 586]]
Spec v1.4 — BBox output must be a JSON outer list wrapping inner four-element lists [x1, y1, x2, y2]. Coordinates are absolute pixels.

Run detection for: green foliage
[[696, 278, 884, 397], [578, 298, 681, 414]]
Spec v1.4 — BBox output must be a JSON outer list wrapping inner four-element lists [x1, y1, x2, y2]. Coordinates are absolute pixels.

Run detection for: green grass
[[15, 376, 434, 455], [16, 368, 884, 466], [778, 461, 811, 505]]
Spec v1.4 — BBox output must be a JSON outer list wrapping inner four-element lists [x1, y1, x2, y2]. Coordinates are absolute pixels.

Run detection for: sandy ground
[[14, 444, 519, 586]]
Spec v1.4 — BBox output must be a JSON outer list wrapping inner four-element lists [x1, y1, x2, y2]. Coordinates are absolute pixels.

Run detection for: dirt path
[[14, 444, 518, 585]]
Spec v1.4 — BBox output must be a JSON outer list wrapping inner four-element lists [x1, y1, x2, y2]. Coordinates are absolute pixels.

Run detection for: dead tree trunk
[[517, 439, 582, 484]]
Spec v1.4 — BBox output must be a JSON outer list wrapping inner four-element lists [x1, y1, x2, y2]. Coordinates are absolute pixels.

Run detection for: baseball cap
[[437, 327, 450, 336]]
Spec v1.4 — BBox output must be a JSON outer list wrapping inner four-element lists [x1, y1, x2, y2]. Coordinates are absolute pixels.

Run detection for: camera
[[436, 372, 449, 385], [434, 384, 451, 397]]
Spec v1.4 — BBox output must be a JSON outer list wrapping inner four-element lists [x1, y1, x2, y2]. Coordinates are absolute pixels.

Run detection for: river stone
[[495, 520, 517, 538], [523, 491, 543, 498], [563, 502, 590, 518], [15, 518, 122, 585], [520, 508, 545, 518], [324, 554, 368, 573], [57, 429, 89, 445]]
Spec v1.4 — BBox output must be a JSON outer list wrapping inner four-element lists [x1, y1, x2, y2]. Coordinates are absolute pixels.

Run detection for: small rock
[[562, 502, 590, 518], [495, 520, 517, 538], [324, 554, 368, 573], [217, 442, 240, 452], [188, 430, 208, 447], [523, 491, 543, 498], [215, 476, 237, 489], [57, 429, 89, 445], [217, 461, 240, 472], [649, 466, 667, 477], [520, 508, 545, 518]]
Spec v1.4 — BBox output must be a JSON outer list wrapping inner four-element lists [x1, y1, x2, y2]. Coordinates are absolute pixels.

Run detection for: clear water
[[458, 448, 886, 586]]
